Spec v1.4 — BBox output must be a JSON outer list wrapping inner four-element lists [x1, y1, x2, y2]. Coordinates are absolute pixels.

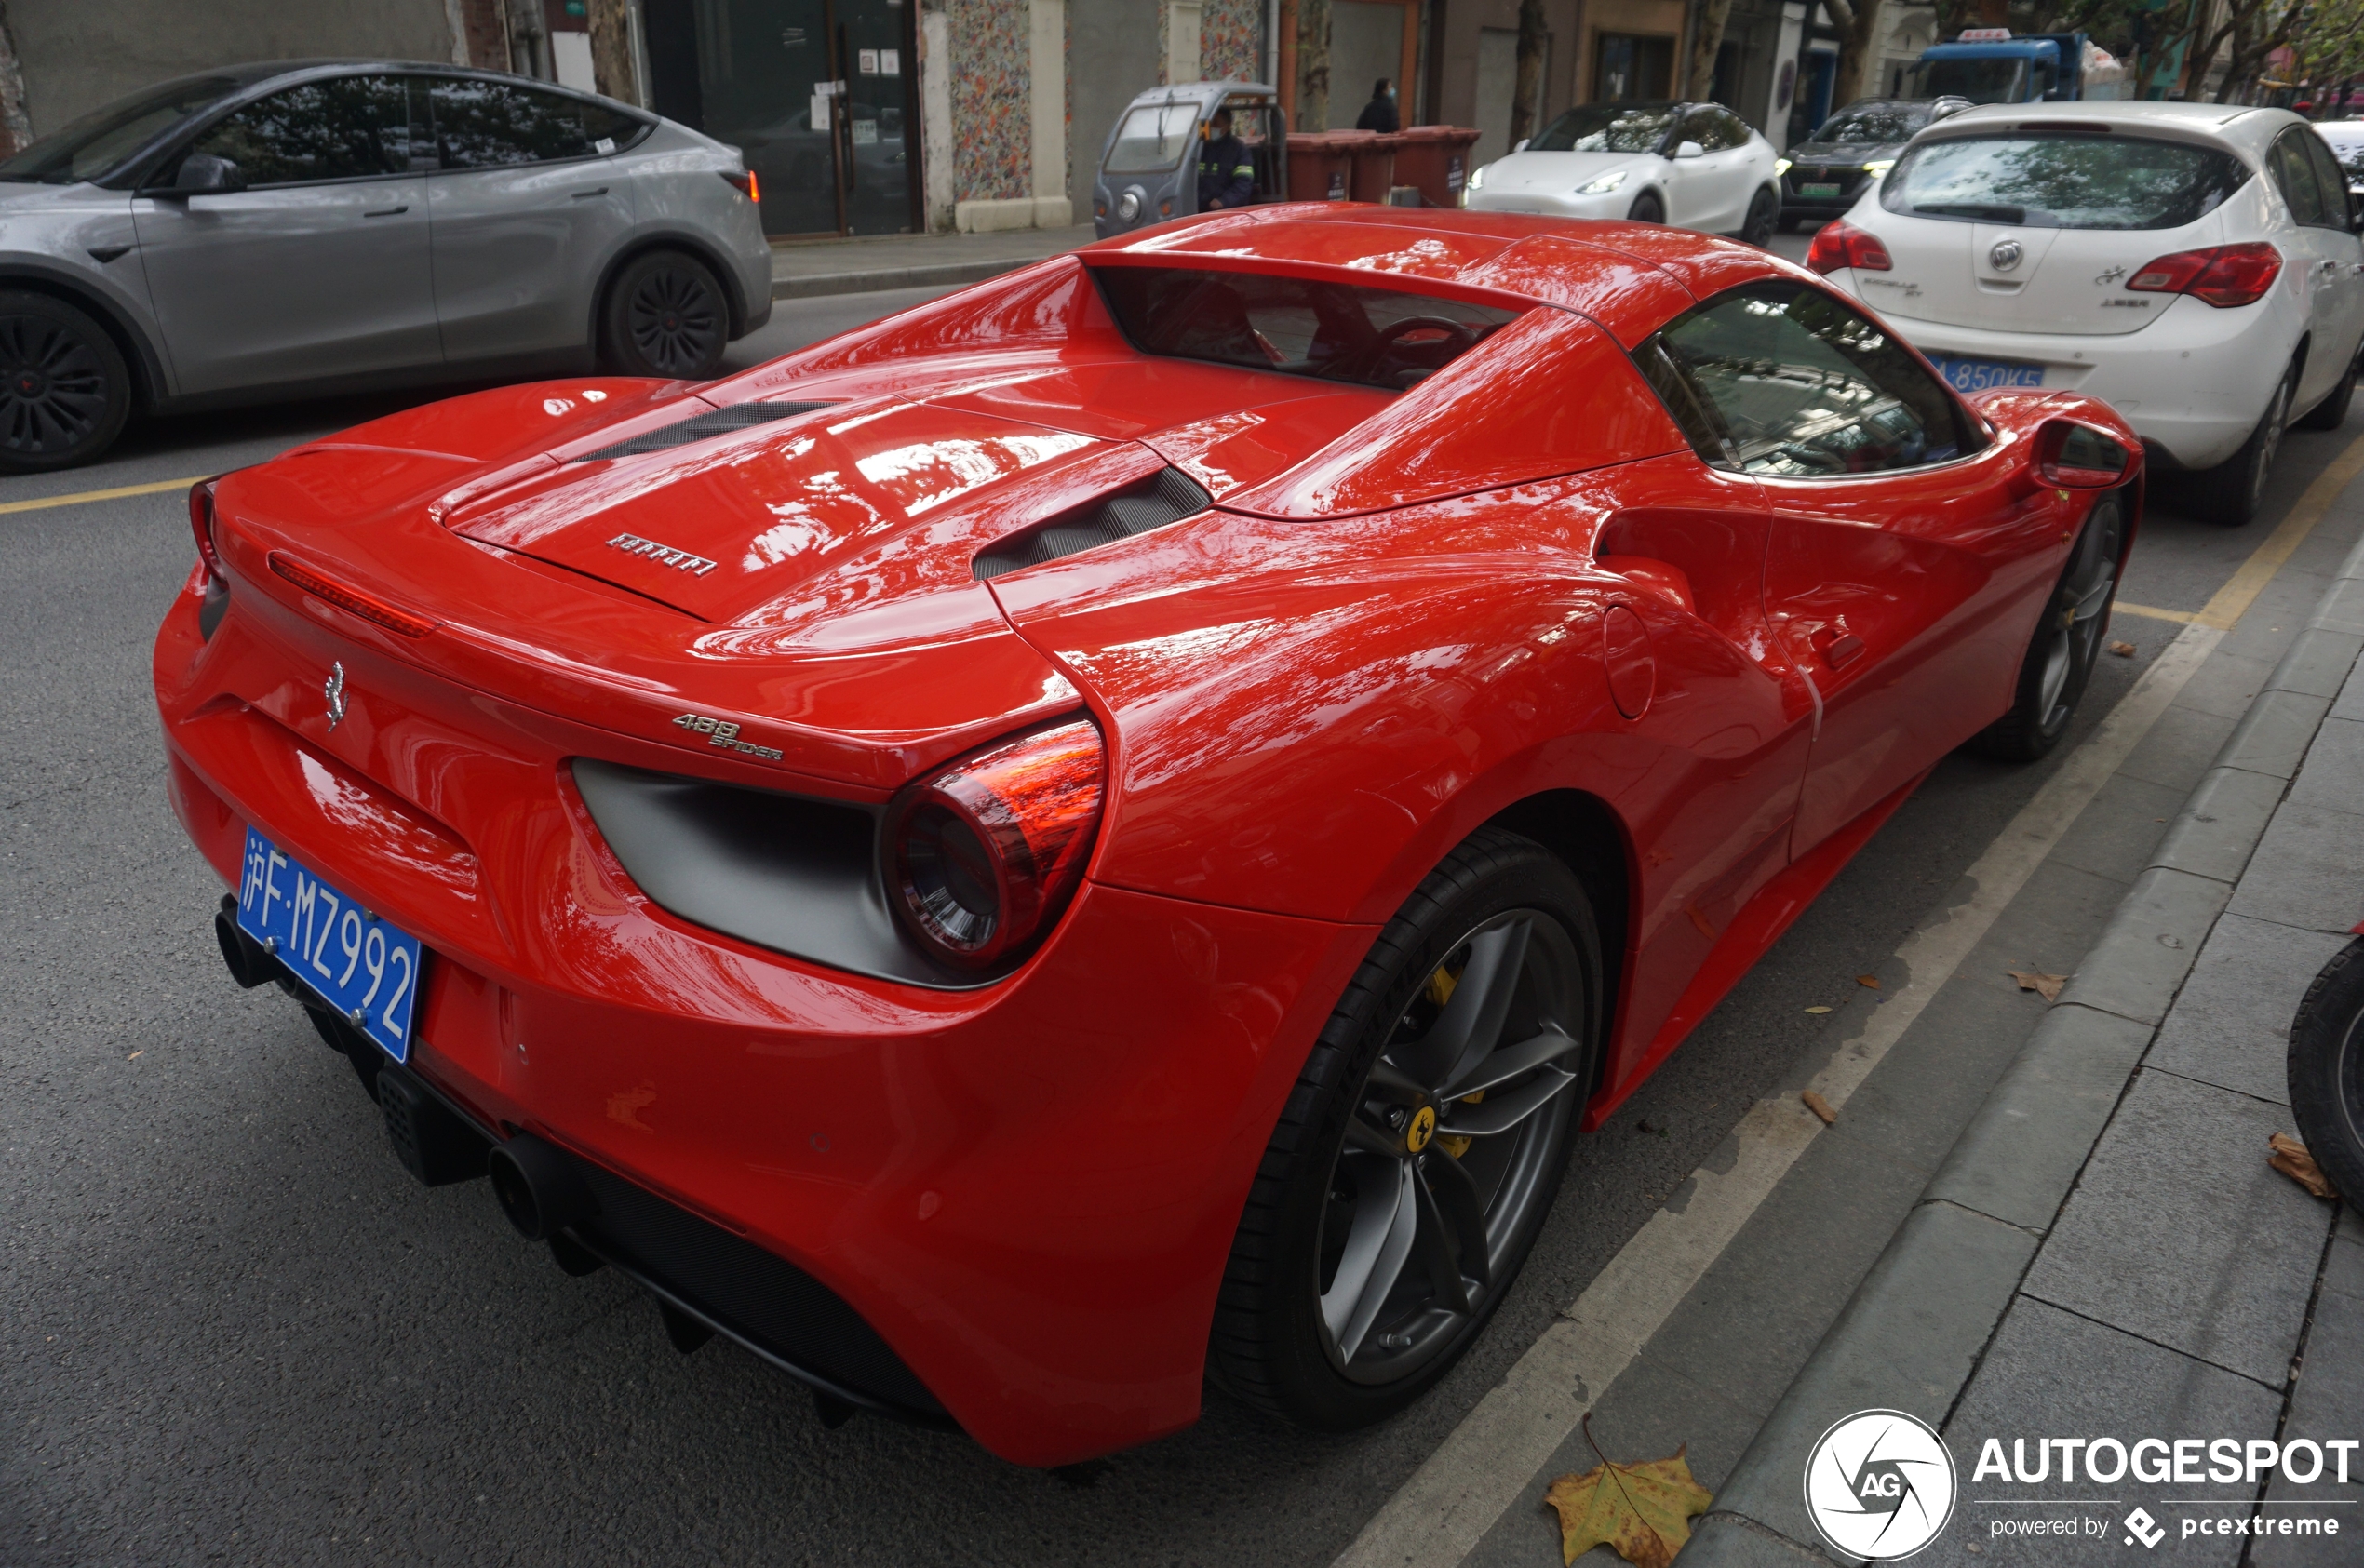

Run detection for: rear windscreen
[[1881, 133, 2252, 230], [1091, 266, 1521, 392]]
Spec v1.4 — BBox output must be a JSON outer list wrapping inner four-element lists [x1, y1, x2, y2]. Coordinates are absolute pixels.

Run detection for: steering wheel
[[1337, 315, 1478, 382]]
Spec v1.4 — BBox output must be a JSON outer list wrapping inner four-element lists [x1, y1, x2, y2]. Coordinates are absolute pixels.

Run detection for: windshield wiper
[[1914, 202, 2025, 222]]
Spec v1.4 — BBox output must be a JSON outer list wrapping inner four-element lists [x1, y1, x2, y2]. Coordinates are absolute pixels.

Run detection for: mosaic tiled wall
[[1199, 0, 1264, 83], [950, 0, 1031, 201]]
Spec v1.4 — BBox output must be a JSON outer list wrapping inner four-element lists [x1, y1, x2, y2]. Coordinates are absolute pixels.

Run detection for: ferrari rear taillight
[[267, 552, 441, 637], [2127, 242, 2281, 308], [888, 718, 1106, 969], [189, 479, 222, 585], [1806, 221, 1892, 275]]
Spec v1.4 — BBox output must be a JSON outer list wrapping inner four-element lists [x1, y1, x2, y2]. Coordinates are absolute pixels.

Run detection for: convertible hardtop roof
[[1073, 202, 1811, 329]]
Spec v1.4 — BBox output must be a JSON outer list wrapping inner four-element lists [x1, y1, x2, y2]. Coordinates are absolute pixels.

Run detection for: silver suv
[[0, 60, 773, 471]]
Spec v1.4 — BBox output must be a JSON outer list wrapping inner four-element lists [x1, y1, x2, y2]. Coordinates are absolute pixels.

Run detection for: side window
[[430, 78, 638, 168], [1645, 282, 1981, 476], [2270, 130, 2329, 227], [1678, 108, 1723, 152], [179, 75, 412, 186], [1712, 108, 1752, 150], [2303, 132, 2354, 231]]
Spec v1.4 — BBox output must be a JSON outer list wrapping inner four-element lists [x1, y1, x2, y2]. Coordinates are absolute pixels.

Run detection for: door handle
[[363, 204, 410, 217], [571, 186, 610, 199]]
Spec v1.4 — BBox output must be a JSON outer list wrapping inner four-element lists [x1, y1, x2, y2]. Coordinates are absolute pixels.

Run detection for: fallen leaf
[[2270, 1133, 2340, 1199], [1804, 1005, 1832, 1014], [2109, 640, 2137, 657], [127, 1051, 142, 1060], [1856, 973, 1880, 989], [1543, 1415, 1713, 1568], [1802, 1090, 1836, 1124], [2008, 970, 2067, 1002]]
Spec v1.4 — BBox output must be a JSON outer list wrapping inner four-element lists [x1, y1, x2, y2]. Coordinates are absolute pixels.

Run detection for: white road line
[[1331, 619, 2223, 1568]]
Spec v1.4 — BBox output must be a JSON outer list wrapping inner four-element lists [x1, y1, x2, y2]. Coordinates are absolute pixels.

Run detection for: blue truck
[[1906, 29, 2130, 104]]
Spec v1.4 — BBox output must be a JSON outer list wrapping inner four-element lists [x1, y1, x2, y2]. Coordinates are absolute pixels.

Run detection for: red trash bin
[[1390, 126, 1484, 208], [1333, 130, 1393, 204], [1285, 132, 1354, 201]]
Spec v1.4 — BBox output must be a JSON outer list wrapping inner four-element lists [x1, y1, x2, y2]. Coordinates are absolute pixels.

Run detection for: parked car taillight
[[720, 169, 760, 203], [189, 478, 222, 586], [888, 718, 1105, 969], [1806, 221, 1892, 275], [2126, 242, 2281, 308]]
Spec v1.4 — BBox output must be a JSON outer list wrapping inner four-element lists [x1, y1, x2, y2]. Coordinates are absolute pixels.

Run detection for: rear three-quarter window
[[1642, 282, 1981, 477], [1091, 266, 1521, 391], [1882, 133, 2251, 230], [427, 78, 646, 168]]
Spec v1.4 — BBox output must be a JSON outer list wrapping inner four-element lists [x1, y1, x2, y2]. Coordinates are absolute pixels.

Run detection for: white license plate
[[1930, 355, 2046, 393], [235, 825, 424, 1062]]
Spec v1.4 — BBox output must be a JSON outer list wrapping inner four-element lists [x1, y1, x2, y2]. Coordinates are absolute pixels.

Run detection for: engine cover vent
[[577, 401, 832, 462], [972, 465, 1212, 581]]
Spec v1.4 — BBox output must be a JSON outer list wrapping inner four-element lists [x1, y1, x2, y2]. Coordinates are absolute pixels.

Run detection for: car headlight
[[1861, 159, 1896, 176], [1577, 169, 1628, 195], [889, 718, 1106, 970], [1467, 163, 1487, 193], [1774, 157, 1792, 177], [1116, 189, 1141, 221]]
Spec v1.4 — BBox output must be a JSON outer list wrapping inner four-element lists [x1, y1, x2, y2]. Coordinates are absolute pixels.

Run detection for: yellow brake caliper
[[1422, 961, 1481, 1160]]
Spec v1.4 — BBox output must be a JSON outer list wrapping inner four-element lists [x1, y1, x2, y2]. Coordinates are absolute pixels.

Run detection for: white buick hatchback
[[1810, 101, 2364, 523]]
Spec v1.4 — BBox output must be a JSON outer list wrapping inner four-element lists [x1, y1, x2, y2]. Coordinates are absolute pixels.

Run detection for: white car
[[1809, 101, 2364, 524], [1463, 101, 1781, 245]]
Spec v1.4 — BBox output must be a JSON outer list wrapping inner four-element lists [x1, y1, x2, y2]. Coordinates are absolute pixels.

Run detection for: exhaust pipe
[[213, 894, 282, 989], [487, 1132, 598, 1241]]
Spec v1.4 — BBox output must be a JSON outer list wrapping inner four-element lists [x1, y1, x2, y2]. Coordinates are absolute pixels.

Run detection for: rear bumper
[[1843, 286, 2293, 471], [154, 574, 1375, 1465]]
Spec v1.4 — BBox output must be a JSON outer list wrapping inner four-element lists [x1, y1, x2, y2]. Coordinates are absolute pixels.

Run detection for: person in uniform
[[1197, 108, 1256, 211], [1355, 78, 1399, 133]]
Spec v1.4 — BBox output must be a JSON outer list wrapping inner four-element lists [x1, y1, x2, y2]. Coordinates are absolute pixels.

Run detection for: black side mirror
[[167, 153, 246, 197], [2349, 195, 2364, 235]]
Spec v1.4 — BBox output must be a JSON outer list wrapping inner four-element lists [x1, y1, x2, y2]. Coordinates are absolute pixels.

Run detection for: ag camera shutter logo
[[1803, 1409, 1957, 1560]]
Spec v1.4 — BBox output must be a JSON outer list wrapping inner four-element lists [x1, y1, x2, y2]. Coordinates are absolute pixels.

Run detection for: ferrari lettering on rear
[[673, 711, 785, 760], [608, 531, 719, 575]]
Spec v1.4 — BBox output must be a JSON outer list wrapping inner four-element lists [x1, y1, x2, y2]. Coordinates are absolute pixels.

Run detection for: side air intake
[[577, 401, 832, 462], [972, 466, 1213, 581]]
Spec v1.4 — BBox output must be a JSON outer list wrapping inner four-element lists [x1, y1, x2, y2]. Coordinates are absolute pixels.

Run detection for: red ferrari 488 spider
[[156, 206, 2140, 1466]]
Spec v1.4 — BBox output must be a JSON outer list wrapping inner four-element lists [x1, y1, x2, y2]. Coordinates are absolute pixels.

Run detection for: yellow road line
[[0, 475, 205, 516], [2191, 428, 2364, 628], [2113, 601, 2200, 624]]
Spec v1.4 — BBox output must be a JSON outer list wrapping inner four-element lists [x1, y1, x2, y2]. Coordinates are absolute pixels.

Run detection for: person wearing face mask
[[1197, 108, 1257, 210], [1355, 78, 1399, 133]]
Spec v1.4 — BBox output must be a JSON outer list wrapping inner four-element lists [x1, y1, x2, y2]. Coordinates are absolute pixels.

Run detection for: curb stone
[[1673, 520, 2364, 1565]]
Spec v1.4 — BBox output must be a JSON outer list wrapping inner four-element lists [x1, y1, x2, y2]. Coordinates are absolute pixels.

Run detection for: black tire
[[2290, 939, 2364, 1204], [599, 250, 730, 381], [1971, 493, 2125, 762], [2298, 346, 2360, 432], [1626, 191, 1665, 224], [2193, 365, 2293, 527], [1208, 826, 1602, 1430], [0, 290, 132, 472], [1741, 187, 1779, 248]]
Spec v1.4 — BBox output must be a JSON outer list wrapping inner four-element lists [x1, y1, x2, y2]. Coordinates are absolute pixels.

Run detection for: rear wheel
[[1208, 827, 1600, 1429], [2289, 940, 2364, 1205], [1971, 493, 2124, 762], [1740, 187, 1779, 247], [1626, 191, 1664, 224], [2297, 345, 2360, 432], [599, 250, 730, 381], [2193, 365, 2293, 527], [0, 290, 131, 472]]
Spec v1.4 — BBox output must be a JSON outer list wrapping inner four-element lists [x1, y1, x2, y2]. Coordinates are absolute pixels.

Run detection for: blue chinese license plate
[[1930, 355, 2045, 393], [235, 825, 424, 1062]]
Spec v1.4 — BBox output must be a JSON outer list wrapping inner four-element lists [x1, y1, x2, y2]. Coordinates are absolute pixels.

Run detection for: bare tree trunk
[[0, 1, 34, 158], [589, 0, 640, 104], [1831, 0, 1884, 109], [1686, 0, 1739, 99], [1295, 0, 1330, 130], [1511, 0, 1547, 143]]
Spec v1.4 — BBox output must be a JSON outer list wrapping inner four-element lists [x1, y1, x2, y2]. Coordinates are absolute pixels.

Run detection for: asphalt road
[[3, 261, 2345, 1567]]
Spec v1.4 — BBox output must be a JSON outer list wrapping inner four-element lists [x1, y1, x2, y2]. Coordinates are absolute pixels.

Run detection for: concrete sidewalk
[[768, 223, 1096, 300], [1683, 515, 2364, 1562]]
